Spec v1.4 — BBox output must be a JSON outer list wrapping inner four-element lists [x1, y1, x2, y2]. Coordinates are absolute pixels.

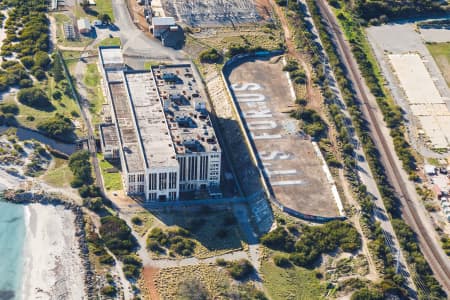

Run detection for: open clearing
[[225, 58, 340, 217], [261, 260, 326, 300]]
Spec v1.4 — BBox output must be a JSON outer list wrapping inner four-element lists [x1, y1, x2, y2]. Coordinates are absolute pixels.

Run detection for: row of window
[[128, 174, 145, 183], [179, 155, 211, 182], [148, 192, 177, 201]]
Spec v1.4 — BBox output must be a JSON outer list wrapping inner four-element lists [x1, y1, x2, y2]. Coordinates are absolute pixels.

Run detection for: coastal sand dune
[[22, 204, 85, 300]]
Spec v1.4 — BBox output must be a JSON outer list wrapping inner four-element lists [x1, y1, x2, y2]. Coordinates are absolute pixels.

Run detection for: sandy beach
[[21, 204, 85, 300]]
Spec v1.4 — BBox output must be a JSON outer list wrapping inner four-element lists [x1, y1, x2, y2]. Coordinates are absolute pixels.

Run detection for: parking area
[[366, 23, 450, 151], [225, 58, 341, 217]]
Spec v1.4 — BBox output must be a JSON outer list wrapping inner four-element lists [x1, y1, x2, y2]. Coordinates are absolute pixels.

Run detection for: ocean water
[[0, 183, 25, 300]]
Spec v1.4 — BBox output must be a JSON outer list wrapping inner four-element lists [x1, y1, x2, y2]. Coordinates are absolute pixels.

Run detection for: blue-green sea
[[0, 183, 25, 300]]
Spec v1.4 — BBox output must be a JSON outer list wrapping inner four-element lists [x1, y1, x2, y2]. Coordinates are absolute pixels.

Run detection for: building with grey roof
[[98, 46, 221, 201]]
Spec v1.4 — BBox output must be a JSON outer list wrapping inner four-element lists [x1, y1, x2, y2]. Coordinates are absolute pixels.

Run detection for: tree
[[34, 51, 51, 69], [199, 48, 222, 63], [37, 113, 74, 141], [20, 56, 34, 69], [100, 14, 111, 25], [176, 278, 209, 300], [351, 288, 383, 300], [17, 87, 51, 108]]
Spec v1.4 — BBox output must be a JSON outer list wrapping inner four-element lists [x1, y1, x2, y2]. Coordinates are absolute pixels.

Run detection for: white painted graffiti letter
[[231, 82, 262, 91], [248, 120, 277, 130]]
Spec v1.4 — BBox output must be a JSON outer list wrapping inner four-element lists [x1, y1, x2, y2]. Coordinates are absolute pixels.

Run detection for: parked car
[[93, 20, 102, 27]]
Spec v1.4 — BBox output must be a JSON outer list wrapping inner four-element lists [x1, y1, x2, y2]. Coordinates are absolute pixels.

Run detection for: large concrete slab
[[367, 23, 450, 150], [226, 58, 340, 217]]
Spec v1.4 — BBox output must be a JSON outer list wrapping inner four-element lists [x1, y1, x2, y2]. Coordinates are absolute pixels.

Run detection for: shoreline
[[20, 204, 86, 300], [3, 190, 93, 300]]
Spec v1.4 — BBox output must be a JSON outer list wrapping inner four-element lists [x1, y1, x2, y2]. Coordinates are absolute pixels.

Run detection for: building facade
[[98, 47, 222, 202]]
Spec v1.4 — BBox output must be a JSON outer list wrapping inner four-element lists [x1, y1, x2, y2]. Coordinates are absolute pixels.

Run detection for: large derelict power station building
[[98, 46, 221, 201]]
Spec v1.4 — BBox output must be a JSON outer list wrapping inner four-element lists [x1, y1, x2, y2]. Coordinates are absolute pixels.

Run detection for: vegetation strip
[[307, 0, 446, 298]]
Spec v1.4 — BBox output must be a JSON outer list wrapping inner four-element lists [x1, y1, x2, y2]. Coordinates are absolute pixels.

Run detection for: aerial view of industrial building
[[98, 46, 221, 201]]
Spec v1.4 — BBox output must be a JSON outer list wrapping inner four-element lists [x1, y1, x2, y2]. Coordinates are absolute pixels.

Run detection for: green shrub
[[199, 48, 222, 63], [216, 258, 227, 266], [17, 87, 51, 108], [20, 56, 34, 69], [273, 254, 291, 268], [52, 54, 65, 82], [226, 259, 254, 280], [19, 79, 33, 88], [260, 227, 295, 252], [37, 114, 73, 141], [52, 90, 62, 100], [351, 288, 383, 300], [0, 102, 19, 115], [101, 285, 117, 297], [33, 69, 46, 81], [131, 216, 142, 225], [34, 51, 50, 69], [99, 254, 115, 265], [100, 216, 138, 257]]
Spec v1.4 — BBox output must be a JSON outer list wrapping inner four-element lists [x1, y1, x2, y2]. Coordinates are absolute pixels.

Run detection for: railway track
[[315, 0, 450, 294]]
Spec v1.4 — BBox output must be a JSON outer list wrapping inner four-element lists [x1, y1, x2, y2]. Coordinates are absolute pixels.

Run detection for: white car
[[93, 20, 102, 26]]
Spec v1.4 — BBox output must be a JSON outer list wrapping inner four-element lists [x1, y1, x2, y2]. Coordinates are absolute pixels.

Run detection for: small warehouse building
[[151, 17, 175, 38], [161, 25, 185, 49], [77, 18, 91, 34]]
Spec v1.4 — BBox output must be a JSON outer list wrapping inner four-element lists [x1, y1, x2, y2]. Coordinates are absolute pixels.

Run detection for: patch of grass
[[95, 0, 115, 22], [426, 42, 450, 87], [84, 63, 100, 87], [153, 209, 245, 259], [131, 211, 154, 237], [97, 153, 122, 191], [144, 61, 161, 70], [73, 0, 115, 22], [99, 37, 121, 47], [155, 265, 231, 299], [81, 61, 104, 131], [43, 157, 74, 187], [15, 78, 83, 133], [61, 50, 82, 73], [261, 260, 327, 300]]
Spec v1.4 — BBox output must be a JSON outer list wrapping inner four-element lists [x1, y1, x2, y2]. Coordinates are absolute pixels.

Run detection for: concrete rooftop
[[100, 47, 124, 66], [124, 71, 178, 169], [152, 65, 220, 155]]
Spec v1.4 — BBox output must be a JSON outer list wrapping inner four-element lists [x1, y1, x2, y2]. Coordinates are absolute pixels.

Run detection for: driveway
[[111, 0, 185, 61]]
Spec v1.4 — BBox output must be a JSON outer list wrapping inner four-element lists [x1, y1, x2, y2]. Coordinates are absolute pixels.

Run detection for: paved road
[[315, 0, 450, 295], [111, 0, 185, 61]]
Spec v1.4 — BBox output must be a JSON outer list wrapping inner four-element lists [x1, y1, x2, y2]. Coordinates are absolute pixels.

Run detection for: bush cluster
[[283, 59, 306, 84], [147, 227, 195, 257], [100, 216, 138, 255], [339, 0, 448, 23], [262, 220, 361, 268], [218, 259, 254, 280], [17, 87, 51, 108], [291, 108, 327, 139], [37, 113, 74, 142], [199, 48, 222, 64]]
